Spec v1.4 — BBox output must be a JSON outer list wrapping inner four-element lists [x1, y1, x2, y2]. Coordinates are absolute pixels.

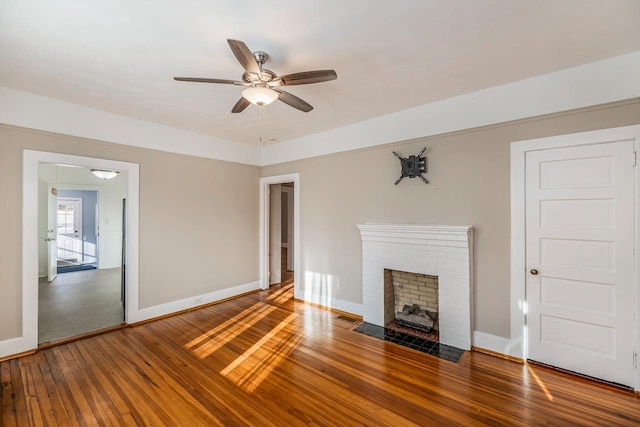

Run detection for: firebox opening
[[384, 269, 439, 341]]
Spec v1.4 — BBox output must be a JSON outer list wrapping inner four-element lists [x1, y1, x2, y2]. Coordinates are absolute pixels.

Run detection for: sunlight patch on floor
[[186, 302, 278, 358], [220, 312, 301, 393], [527, 364, 554, 402], [268, 283, 294, 304]]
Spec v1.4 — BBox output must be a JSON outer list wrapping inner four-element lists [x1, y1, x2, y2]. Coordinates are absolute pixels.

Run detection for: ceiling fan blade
[[272, 70, 337, 87], [174, 77, 245, 85], [274, 89, 313, 112], [231, 97, 250, 113], [227, 39, 261, 76]]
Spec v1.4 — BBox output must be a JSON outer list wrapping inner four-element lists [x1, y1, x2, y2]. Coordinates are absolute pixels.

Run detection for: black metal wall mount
[[393, 147, 429, 185]]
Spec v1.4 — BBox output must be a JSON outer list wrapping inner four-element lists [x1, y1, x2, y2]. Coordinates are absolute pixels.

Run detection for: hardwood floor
[[2, 283, 639, 426]]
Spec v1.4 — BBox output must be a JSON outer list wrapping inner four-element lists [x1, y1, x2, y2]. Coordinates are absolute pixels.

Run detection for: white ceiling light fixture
[[242, 86, 279, 106], [91, 169, 119, 180]]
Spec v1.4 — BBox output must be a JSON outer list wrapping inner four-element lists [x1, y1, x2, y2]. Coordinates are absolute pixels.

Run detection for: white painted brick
[[446, 240, 468, 248], [358, 224, 473, 350]]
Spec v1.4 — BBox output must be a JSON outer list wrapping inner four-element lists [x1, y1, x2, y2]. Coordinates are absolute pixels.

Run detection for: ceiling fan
[[174, 39, 337, 113]]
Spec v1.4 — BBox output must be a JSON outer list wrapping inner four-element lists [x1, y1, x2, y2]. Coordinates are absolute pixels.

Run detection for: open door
[[269, 184, 282, 285], [121, 198, 126, 317], [284, 187, 294, 271], [46, 186, 57, 282]]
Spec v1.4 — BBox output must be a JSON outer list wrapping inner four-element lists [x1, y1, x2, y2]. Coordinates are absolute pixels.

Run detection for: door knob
[[530, 269, 539, 276]]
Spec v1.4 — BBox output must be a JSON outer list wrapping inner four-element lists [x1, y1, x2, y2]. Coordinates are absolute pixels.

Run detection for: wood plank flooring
[[2, 283, 640, 426]]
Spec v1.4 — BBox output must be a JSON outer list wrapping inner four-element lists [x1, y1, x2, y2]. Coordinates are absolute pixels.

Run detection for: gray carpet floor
[[38, 267, 124, 344]]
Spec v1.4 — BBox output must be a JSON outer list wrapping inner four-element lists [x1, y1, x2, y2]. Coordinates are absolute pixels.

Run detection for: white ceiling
[[1, 0, 639, 146]]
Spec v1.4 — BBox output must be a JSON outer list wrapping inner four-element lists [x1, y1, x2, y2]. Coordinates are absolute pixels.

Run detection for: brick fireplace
[[357, 224, 474, 350]]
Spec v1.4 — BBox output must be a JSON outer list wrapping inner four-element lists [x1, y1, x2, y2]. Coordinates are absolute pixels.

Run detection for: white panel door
[[47, 186, 58, 282], [526, 141, 635, 387]]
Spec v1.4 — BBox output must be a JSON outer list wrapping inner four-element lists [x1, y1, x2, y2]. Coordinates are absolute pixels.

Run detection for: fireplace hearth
[[353, 322, 463, 363]]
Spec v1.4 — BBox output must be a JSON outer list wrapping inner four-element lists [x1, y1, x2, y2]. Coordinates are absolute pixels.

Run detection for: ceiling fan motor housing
[[243, 69, 276, 84]]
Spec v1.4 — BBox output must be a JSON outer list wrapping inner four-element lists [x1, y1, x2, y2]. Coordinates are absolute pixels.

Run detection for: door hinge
[[634, 351, 637, 369], [632, 151, 637, 167]]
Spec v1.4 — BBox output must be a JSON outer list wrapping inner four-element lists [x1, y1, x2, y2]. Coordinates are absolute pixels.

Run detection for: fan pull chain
[[259, 105, 264, 146]]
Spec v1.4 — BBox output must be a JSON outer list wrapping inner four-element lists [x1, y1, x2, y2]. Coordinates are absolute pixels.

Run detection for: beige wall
[[0, 125, 260, 341], [261, 101, 640, 338], [1, 100, 638, 344]]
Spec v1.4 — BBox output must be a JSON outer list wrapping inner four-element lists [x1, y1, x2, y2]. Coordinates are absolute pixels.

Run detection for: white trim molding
[[300, 289, 363, 316], [0, 88, 261, 166], [473, 331, 514, 356], [131, 281, 261, 323], [510, 125, 640, 388], [259, 174, 300, 299]]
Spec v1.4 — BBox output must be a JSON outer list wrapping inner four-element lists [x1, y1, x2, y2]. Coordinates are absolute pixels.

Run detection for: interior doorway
[[260, 174, 300, 296], [15, 150, 139, 357], [38, 164, 126, 344]]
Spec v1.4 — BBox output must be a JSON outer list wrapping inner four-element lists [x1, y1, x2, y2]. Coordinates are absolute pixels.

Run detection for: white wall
[[38, 164, 127, 275]]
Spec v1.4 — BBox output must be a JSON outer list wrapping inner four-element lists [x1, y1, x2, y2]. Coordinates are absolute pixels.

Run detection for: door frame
[[18, 150, 140, 357], [510, 124, 640, 388], [259, 174, 300, 296]]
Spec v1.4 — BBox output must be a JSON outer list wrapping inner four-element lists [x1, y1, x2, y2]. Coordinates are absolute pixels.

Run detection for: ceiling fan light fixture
[[91, 169, 119, 180], [242, 87, 279, 106]]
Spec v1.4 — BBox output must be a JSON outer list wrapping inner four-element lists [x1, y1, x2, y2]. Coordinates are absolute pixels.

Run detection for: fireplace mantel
[[358, 223, 472, 235], [357, 223, 474, 350]]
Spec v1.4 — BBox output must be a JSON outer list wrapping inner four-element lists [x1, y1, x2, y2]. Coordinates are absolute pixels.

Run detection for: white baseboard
[[128, 281, 261, 324], [473, 330, 522, 358], [300, 289, 363, 316], [0, 336, 33, 360]]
